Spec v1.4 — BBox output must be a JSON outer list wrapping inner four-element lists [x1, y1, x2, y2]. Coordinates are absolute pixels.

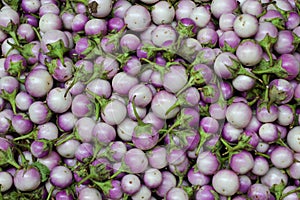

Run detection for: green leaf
[[3, 0, 19, 10], [31, 162, 50, 182]]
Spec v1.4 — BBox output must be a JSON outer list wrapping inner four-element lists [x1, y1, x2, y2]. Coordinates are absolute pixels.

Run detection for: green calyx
[[45, 39, 69, 65]]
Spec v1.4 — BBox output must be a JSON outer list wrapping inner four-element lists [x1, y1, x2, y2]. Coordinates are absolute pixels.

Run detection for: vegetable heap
[[1, 0, 300, 199]]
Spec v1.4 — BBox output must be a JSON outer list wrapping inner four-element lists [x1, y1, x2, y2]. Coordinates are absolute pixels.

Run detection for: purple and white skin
[[28, 101, 52, 125], [156, 171, 177, 197], [40, 29, 69, 65], [247, 184, 271, 200], [121, 174, 141, 195], [25, 69, 53, 98], [235, 39, 263, 66], [287, 126, 300, 153], [13, 167, 41, 191], [0, 171, 13, 192], [88, 0, 113, 18], [124, 5, 151, 32], [233, 14, 258, 38], [225, 102, 252, 129], [196, 151, 220, 175], [210, 0, 238, 19], [212, 169, 240, 196], [0, 75, 19, 114], [122, 148, 148, 174], [166, 187, 189, 200], [50, 166, 73, 189]]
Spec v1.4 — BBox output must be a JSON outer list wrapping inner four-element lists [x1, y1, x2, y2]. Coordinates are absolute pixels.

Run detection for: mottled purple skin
[[39, 2, 60, 16], [0, 137, 13, 151], [197, 28, 218, 47], [238, 175, 251, 193], [209, 102, 227, 120], [261, 167, 288, 188], [23, 14, 38, 27], [75, 143, 94, 163], [219, 13, 236, 31], [28, 101, 52, 125], [256, 101, 279, 123], [245, 115, 262, 133], [187, 167, 210, 186], [222, 122, 243, 143], [268, 79, 294, 104], [242, 130, 260, 148], [123, 56, 141, 76], [92, 122, 116, 144], [156, 171, 177, 197], [200, 117, 219, 134], [120, 174, 141, 195], [113, 0, 131, 18], [0, 7, 19, 28], [119, 34, 140, 53], [72, 13, 89, 32], [4, 54, 26, 76], [51, 57, 73, 82], [36, 122, 58, 140], [17, 24, 35, 43], [196, 151, 220, 175], [55, 190, 74, 200], [62, 12, 75, 30], [57, 112, 77, 132], [11, 114, 33, 135], [108, 17, 125, 32], [71, 94, 94, 118], [274, 30, 298, 54], [166, 187, 189, 200], [214, 52, 237, 79], [230, 150, 254, 174], [184, 128, 200, 151], [147, 146, 168, 169], [37, 151, 61, 171], [100, 36, 118, 53], [179, 17, 198, 34], [21, 0, 41, 13], [132, 125, 159, 151], [50, 166, 73, 188], [259, 9, 283, 23], [219, 31, 241, 51], [30, 140, 49, 158], [13, 167, 41, 191], [84, 18, 107, 36], [255, 22, 278, 42], [200, 84, 220, 104], [124, 148, 148, 174], [107, 180, 123, 199], [93, 56, 119, 79], [289, 161, 300, 179], [110, 141, 127, 162], [193, 63, 214, 85], [195, 185, 216, 200], [278, 54, 300, 80], [259, 123, 279, 143], [166, 148, 186, 166], [0, 76, 19, 95], [181, 87, 201, 107], [75, 37, 92, 56], [270, 146, 294, 169], [247, 184, 271, 200]]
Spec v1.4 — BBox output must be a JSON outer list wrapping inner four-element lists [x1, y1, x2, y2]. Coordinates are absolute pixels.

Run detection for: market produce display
[[1, 0, 300, 199]]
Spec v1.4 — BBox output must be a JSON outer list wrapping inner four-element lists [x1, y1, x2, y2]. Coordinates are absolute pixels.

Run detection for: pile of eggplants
[[0, 0, 300, 199]]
